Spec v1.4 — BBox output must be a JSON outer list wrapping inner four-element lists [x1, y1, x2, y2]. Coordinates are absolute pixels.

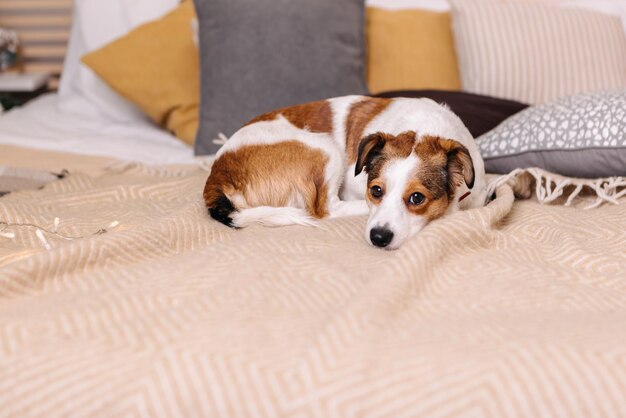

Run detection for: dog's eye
[[408, 192, 425, 205], [370, 185, 384, 198]]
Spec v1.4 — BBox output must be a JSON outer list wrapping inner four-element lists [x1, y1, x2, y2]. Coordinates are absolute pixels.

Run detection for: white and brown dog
[[204, 95, 487, 249]]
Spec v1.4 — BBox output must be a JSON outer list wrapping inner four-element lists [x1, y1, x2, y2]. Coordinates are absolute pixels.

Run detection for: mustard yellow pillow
[[366, 8, 461, 94], [82, 1, 198, 145]]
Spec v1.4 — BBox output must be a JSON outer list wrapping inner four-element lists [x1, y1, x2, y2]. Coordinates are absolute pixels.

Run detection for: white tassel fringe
[[487, 167, 626, 209]]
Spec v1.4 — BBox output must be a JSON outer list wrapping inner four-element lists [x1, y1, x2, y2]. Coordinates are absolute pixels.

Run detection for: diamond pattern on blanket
[[0, 164, 625, 417]]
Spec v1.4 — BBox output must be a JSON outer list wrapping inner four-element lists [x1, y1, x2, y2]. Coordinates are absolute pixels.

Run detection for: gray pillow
[[477, 90, 626, 178], [193, 0, 368, 155]]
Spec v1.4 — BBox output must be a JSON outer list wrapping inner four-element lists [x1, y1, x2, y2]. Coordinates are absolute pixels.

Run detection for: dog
[[204, 95, 487, 249]]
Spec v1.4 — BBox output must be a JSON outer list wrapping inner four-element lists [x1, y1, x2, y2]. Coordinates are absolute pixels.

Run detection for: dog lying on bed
[[204, 95, 487, 249]]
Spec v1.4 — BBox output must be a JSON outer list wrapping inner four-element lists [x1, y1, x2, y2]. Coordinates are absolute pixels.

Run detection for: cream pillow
[[450, 0, 626, 104]]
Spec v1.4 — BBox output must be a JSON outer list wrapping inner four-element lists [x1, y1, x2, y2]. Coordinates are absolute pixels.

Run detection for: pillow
[[513, 0, 626, 32], [82, 1, 198, 145], [450, 0, 626, 104], [477, 90, 626, 178], [366, 8, 461, 94], [193, 0, 368, 155], [376, 90, 529, 138], [58, 0, 179, 123], [368, 0, 626, 25], [365, 0, 449, 11]]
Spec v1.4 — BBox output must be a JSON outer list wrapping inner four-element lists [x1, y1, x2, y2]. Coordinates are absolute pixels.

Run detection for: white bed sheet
[[0, 93, 196, 165]]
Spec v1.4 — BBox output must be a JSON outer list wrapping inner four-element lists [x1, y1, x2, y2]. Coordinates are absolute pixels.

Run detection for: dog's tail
[[207, 192, 237, 227], [204, 161, 318, 228], [205, 188, 316, 228], [231, 206, 317, 228]]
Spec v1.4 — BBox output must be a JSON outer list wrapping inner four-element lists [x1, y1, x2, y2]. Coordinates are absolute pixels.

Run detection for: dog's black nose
[[370, 228, 394, 248]]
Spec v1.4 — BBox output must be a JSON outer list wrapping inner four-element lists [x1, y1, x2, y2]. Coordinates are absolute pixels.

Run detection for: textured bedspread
[[1, 164, 625, 417]]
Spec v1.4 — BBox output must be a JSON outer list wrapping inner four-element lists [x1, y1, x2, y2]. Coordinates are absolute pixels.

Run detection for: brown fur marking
[[204, 141, 329, 219], [415, 135, 474, 195], [402, 179, 449, 221], [244, 100, 333, 133], [346, 98, 392, 162], [413, 136, 451, 200], [359, 131, 416, 182], [365, 178, 385, 206]]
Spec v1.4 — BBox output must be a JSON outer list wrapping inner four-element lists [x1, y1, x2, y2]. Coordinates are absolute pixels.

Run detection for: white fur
[[232, 207, 317, 228], [328, 198, 369, 218], [328, 96, 363, 153], [365, 154, 427, 250], [217, 116, 332, 157]]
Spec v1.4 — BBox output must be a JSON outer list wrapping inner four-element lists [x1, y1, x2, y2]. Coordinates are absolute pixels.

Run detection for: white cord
[[0, 218, 120, 250]]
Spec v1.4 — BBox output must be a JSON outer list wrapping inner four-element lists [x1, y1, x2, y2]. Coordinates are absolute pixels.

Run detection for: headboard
[[0, 0, 73, 88]]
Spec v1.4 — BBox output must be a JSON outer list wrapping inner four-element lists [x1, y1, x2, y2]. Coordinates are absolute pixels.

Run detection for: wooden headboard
[[0, 0, 73, 87]]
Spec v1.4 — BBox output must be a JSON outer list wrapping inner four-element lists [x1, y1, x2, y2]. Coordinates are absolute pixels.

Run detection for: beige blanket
[[1, 163, 625, 417]]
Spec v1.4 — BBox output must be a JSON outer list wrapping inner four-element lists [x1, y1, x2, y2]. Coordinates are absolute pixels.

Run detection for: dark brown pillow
[[375, 90, 529, 138]]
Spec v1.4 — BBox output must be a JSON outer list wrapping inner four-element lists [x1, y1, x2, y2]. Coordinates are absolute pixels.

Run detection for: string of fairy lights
[[0, 218, 119, 250]]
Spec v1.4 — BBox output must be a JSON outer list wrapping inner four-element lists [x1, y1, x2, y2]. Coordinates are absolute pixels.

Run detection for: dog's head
[[355, 131, 474, 250]]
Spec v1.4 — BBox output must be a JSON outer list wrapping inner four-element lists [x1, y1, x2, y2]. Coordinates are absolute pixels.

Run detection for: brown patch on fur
[[365, 179, 385, 206], [414, 135, 475, 198], [413, 137, 451, 200], [382, 131, 416, 158], [346, 98, 392, 162], [204, 141, 329, 219], [402, 179, 450, 221], [356, 131, 416, 179], [244, 100, 332, 133]]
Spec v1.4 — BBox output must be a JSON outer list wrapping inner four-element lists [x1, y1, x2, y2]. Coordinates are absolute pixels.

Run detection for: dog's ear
[[355, 133, 387, 176], [438, 138, 475, 190]]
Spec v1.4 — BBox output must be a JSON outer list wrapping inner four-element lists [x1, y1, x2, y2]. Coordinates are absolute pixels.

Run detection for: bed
[[0, 93, 194, 168], [0, 155, 625, 417], [0, 92, 625, 417], [1, 0, 626, 417]]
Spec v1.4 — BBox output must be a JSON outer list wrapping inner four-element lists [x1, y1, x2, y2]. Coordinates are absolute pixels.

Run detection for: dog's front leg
[[327, 198, 369, 218]]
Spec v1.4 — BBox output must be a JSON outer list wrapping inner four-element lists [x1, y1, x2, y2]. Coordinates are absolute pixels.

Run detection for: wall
[[0, 0, 73, 87]]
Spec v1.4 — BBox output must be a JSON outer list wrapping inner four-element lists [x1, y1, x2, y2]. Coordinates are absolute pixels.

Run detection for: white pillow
[[58, 0, 178, 124]]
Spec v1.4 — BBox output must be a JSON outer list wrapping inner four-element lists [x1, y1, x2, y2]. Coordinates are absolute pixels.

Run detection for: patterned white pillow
[[478, 90, 626, 178], [450, 0, 626, 104]]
